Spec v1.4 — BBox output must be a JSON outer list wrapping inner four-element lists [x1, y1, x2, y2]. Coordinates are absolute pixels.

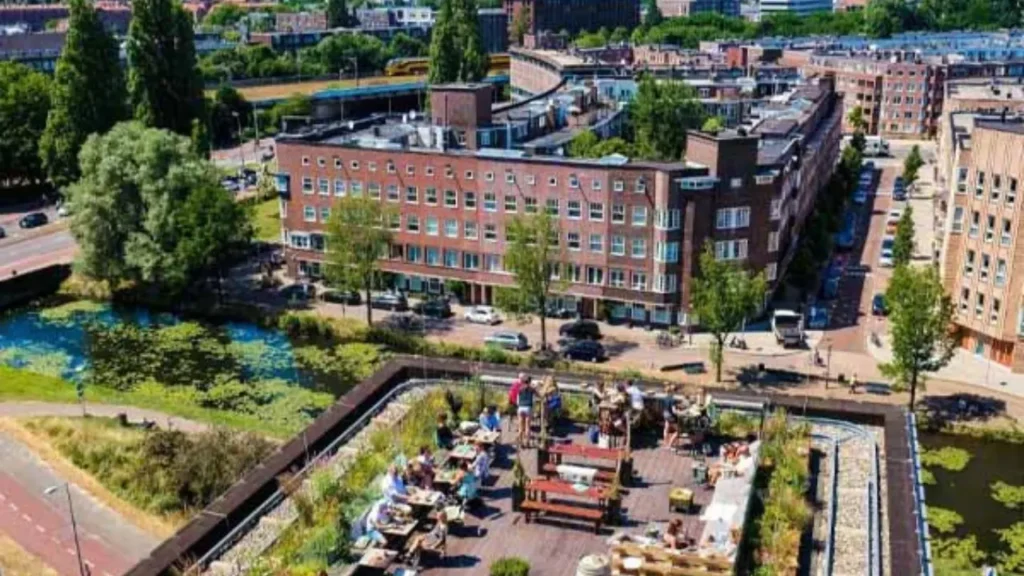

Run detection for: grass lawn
[[0, 366, 299, 438], [254, 197, 282, 243]]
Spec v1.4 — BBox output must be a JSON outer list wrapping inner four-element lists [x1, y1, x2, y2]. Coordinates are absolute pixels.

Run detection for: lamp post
[[45, 484, 85, 576]]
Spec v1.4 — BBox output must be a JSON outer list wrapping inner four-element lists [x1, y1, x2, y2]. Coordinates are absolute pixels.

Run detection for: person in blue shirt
[[478, 405, 501, 432]]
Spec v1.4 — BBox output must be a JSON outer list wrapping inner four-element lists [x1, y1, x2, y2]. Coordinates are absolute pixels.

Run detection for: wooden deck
[[426, 425, 713, 576]]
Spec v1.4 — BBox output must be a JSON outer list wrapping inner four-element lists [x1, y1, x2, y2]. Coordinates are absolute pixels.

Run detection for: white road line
[[0, 492, 6, 501], [21, 513, 32, 522], [35, 525, 45, 533], [66, 547, 76, 556], [8, 502, 17, 511], [84, 560, 95, 568]]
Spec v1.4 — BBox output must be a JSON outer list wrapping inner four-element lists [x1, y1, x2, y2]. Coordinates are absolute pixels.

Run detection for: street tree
[[209, 85, 251, 149], [427, 0, 460, 83], [325, 195, 394, 326], [0, 62, 50, 186], [127, 0, 205, 141], [847, 105, 867, 133], [629, 76, 705, 161], [326, 0, 352, 28], [892, 206, 915, 267], [495, 211, 566, 350], [880, 265, 956, 410], [454, 0, 487, 82], [66, 121, 248, 292], [690, 242, 767, 382], [642, 0, 664, 27], [39, 0, 127, 189], [903, 144, 924, 186]]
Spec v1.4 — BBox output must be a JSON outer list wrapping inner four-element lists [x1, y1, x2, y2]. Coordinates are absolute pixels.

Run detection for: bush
[[490, 557, 530, 576]]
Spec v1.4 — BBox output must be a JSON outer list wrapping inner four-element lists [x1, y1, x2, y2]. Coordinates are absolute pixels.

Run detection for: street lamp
[[44, 484, 86, 576]]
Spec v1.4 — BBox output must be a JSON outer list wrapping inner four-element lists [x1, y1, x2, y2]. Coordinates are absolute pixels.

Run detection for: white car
[[465, 306, 501, 325], [886, 208, 903, 224], [879, 237, 895, 267]]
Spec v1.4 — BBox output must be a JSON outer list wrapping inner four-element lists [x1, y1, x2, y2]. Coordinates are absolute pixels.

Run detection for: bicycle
[[656, 331, 682, 349]]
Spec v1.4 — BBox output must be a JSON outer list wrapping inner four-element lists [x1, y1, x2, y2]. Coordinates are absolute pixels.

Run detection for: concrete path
[[0, 402, 208, 433]]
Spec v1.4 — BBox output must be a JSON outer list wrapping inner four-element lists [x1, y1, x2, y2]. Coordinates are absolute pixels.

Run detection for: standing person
[[516, 375, 535, 447], [436, 413, 455, 450]]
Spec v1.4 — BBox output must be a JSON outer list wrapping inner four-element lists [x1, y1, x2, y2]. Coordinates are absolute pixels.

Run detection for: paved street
[[0, 228, 76, 278]]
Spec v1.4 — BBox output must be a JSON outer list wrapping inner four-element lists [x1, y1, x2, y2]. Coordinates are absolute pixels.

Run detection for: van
[[863, 137, 890, 157], [772, 310, 804, 347]]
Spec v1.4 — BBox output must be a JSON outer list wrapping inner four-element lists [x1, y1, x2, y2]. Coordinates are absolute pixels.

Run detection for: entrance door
[[974, 337, 986, 356]]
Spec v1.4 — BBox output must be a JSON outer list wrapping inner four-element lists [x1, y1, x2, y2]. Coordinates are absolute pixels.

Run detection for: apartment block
[[273, 78, 839, 325], [503, 0, 639, 38], [275, 11, 328, 32], [656, 0, 740, 17], [939, 118, 1024, 370]]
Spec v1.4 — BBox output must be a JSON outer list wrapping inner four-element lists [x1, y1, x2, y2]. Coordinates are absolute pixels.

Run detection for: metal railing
[[907, 412, 934, 576]]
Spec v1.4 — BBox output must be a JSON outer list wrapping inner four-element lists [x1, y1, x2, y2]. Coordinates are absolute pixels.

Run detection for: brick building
[[938, 118, 1024, 371], [503, 0, 639, 38], [273, 78, 840, 325], [275, 11, 328, 32]]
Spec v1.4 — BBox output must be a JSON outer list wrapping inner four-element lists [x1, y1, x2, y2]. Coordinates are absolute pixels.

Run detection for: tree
[[690, 242, 767, 382], [642, 0, 663, 28], [629, 76, 706, 161], [427, 0, 460, 83], [496, 211, 566, 350], [863, 0, 915, 38], [903, 144, 924, 186], [454, 0, 487, 82], [701, 116, 725, 134], [127, 0, 206, 142], [324, 196, 394, 326], [39, 0, 127, 189], [209, 85, 251, 149], [202, 3, 247, 27], [0, 62, 50, 186], [892, 206, 915, 268], [881, 265, 956, 410], [326, 0, 352, 28], [847, 105, 867, 133], [388, 32, 427, 59], [266, 93, 312, 132], [65, 122, 245, 292]]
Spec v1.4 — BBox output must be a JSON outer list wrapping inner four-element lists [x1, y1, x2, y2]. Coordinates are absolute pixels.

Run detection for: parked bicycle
[[656, 330, 683, 349]]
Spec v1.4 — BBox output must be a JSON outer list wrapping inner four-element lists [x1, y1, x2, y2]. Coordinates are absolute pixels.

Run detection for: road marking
[[8, 502, 17, 511], [84, 560, 95, 568], [21, 513, 32, 522], [67, 547, 76, 556], [35, 525, 45, 533]]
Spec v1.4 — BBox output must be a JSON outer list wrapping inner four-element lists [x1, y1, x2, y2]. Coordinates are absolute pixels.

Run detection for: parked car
[[465, 306, 501, 325], [561, 339, 606, 362], [878, 237, 895, 267], [18, 212, 48, 229], [544, 302, 576, 319], [484, 331, 530, 351], [872, 293, 888, 316], [241, 168, 258, 187], [893, 187, 907, 201], [279, 283, 315, 301], [322, 290, 362, 305], [807, 306, 829, 329], [371, 291, 408, 311], [414, 298, 452, 318], [558, 319, 602, 340], [886, 208, 903, 223]]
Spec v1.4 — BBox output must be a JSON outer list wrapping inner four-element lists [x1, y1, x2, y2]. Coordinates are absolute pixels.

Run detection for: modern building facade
[[655, 0, 740, 17], [938, 117, 1024, 371], [503, 0, 640, 38], [275, 11, 328, 32], [273, 78, 840, 325], [757, 0, 833, 17]]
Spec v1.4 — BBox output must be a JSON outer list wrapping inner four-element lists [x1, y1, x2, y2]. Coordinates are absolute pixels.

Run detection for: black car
[[544, 303, 576, 319], [371, 292, 409, 311], [279, 283, 315, 301], [562, 340, 606, 362], [322, 289, 362, 305], [558, 319, 602, 340], [872, 293, 887, 316], [18, 212, 48, 229], [0, 226, 5, 239], [413, 298, 452, 318]]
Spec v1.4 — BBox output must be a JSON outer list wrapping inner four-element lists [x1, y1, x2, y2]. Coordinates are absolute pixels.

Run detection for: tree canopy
[[903, 144, 924, 186], [892, 206, 915, 268], [628, 76, 706, 161], [428, 0, 486, 83], [0, 62, 50, 185], [325, 195, 394, 325]]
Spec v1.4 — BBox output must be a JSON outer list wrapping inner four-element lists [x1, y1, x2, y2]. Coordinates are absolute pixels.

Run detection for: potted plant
[[511, 457, 528, 512], [490, 557, 530, 576]]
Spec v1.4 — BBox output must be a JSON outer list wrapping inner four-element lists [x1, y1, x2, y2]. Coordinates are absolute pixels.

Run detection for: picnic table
[[527, 478, 608, 502], [550, 442, 624, 463], [522, 478, 612, 532], [433, 468, 460, 487], [463, 429, 500, 445], [538, 442, 633, 486], [446, 443, 478, 463], [358, 548, 398, 569], [380, 519, 418, 539], [407, 489, 444, 509]]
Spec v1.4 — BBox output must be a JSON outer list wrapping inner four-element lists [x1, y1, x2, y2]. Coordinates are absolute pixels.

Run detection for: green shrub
[[490, 557, 530, 576]]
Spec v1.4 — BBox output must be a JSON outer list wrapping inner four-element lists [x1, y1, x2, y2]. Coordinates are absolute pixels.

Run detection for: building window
[[964, 249, 975, 275], [956, 167, 968, 193], [406, 164, 415, 176], [484, 171, 494, 182], [350, 181, 363, 197], [334, 179, 346, 196], [653, 274, 677, 293], [444, 219, 458, 238], [426, 217, 439, 236], [505, 172, 515, 184], [655, 209, 680, 230], [960, 287, 970, 313], [610, 269, 625, 288], [484, 223, 497, 241], [1010, 178, 1018, 205], [975, 171, 985, 197], [548, 176, 558, 187], [484, 193, 497, 212], [730, 177, 743, 189], [546, 198, 559, 216], [464, 221, 478, 239], [976, 293, 985, 318], [568, 175, 579, 189], [388, 213, 401, 230], [770, 199, 782, 220], [290, 233, 310, 249], [504, 195, 517, 212], [485, 254, 501, 272], [766, 263, 778, 281], [611, 235, 625, 256], [768, 231, 780, 253], [969, 211, 980, 237], [387, 185, 399, 202], [463, 252, 479, 269], [464, 191, 477, 210], [631, 271, 647, 291], [951, 206, 964, 233], [1003, 218, 1013, 246], [524, 196, 537, 213], [567, 200, 582, 219], [302, 177, 313, 194], [407, 215, 420, 233], [715, 239, 748, 261], [526, 174, 536, 186], [655, 241, 679, 263], [303, 206, 316, 222], [350, 160, 360, 171], [406, 186, 418, 203], [612, 204, 625, 224], [586, 266, 604, 285], [301, 156, 310, 166], [716, 207, 750, 229], [631, 238, 647, 259], [425, 166, 435, 177], [992, 174, 1002, 202], [613, 179, 624, 192], [589, 202, 604, 221], [592, 179, 602, 191], [635, 178, 646, 193], [992, 298, 1001, 324], [444, 249, 459, 268], [445, 167, 454, 179], [445, 189, 458, 208], [981, 253, 991, 282], [385, 161, 395, 174], [426, 247, 440, 266], [997, 258, 1007, 286], [567, 232, 581, 251], [320, 207, 330, 222], [632, 206, 648, 226], [564, 263, 581, 283], [367, 161, 377, 172], [986, 215, 996, 242], [425, 188, 438, 205], [589, 234, 604, 253], [368, 182, 381, 199]]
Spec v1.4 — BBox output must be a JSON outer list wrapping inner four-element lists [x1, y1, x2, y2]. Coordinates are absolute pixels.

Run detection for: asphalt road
[[0, 229, 76, 278]]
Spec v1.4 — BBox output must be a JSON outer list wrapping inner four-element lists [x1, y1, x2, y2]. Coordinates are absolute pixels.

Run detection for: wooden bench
[[521, 499, 604, 533]]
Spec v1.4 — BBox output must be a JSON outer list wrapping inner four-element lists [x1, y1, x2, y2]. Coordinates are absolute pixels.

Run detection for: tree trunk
[[715, 335, 724, 383], [540, 309, 548, 350], [909, 370, 918, 412], [365, 284, 373, 326]]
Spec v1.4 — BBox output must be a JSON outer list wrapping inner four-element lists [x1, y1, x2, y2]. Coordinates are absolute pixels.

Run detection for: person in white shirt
[[381, 464, 409, 503], [366, 498, 392, 545], [626, 381, 645, 412]]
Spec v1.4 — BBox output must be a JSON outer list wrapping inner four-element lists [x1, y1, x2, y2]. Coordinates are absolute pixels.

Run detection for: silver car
[[484, 331, 529, 351]]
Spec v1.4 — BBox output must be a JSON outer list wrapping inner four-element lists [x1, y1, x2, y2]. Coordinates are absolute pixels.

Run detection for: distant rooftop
[[975, 119, 1024, 135], [948, 79, 1024, 102]]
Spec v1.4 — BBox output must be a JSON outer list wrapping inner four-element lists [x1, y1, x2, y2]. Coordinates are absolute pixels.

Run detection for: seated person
[[478, 405, 501, 433], [407, 461, 429, 490], [471, 441, 490, 480], [453, 461, 479, 504], [381, 464, 410, 503], [416, 446, 436, 474], [407, 510, 449, 566], [435, 413, 455, 450], [366, 498, 394, 546], [663, 519, 686, 550]]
